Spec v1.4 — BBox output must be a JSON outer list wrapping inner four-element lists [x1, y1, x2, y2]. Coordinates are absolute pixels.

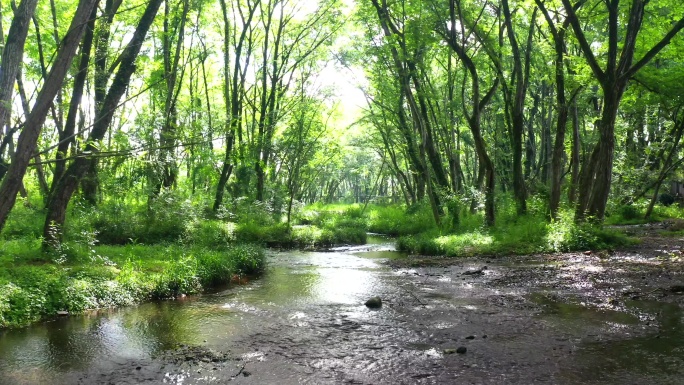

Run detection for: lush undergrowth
[[0, 194, 366, 328], [396, 209, 633, 257], [292, 197, 684, 257], [2, 191, 681, 328], [0, 240, 264, 328]]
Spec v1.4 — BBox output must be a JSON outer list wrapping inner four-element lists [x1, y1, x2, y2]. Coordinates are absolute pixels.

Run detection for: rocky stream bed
[[1, 229, 683, 384]]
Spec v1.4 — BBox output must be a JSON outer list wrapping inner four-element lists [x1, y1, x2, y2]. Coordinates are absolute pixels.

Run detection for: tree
[[561, 0, 684, 221], [439, 0, 499, 226], [0, 0, 40, 181], [43, 0, 164, 245], [0, 0, 99, 232]]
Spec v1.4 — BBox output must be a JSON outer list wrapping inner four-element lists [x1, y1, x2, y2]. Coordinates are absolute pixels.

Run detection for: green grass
[[395, 207, 633, 257], [0, 241, 264, 328], [4, 193, 670, 329]]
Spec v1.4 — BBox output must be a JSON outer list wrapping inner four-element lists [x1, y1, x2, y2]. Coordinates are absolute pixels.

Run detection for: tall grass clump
[[367, 203, 436, 236], [547, 210, 631, 252]]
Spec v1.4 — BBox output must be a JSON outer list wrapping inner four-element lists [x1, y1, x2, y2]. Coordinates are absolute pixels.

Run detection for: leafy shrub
[[225, 244, 265, 275], [91, 203, 139, 244], [235, 222, 290, 245], [183, 220, 236, 248], [367, 204, 435, 236], [547, 210, 631, 251], [659, 193, 676, 207], [291, 226, 323, 247], [152, 256, 201, 298], [1, 202, 43, 239], [617, 205, 641, 221], [222, 197, 276, 225]]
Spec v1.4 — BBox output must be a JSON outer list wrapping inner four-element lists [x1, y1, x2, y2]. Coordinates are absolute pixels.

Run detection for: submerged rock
[[456, 347, 467, 354], [365, 296, 382, 308], [463, 266, 488, 276]]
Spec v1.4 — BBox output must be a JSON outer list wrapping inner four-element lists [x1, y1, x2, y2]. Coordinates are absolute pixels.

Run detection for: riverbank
[[1, 199, 679, 329], [2, 231, 684, 384], [0, 200, 369, 328], [0, 242, 264, 328]]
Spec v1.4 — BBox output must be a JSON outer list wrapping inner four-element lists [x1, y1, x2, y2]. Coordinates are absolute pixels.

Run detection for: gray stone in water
[[56, 311, 69, 316], [365, 296, 382, 308]]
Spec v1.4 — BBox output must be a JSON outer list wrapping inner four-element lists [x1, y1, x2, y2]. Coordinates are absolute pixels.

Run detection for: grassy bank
[[0, 195, 366, 328], [0, 240, 264, 328], [305, 199, 661, 257], [2, 192, 679, 328], [291, 200, 639, 256]]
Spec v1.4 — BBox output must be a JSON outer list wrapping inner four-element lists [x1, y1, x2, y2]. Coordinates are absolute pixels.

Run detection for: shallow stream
[[1, 235, 684, 384]]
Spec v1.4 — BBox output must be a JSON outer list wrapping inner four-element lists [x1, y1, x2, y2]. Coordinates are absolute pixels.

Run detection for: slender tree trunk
[[0, 0, 40, 182], [501, 0, 534, 215], [568, 100, 581, 204], [43, 0, 163, 245], [0, 0, 98, 233], [443, 0, 498, 226], [52, 4, 97, 190], [645, 117, 684, 219]]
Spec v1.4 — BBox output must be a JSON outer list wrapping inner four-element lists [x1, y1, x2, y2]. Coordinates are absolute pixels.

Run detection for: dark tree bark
[[562, 0, 684, 222], [536, 0, 579, 219], [51, 2, 98, 194], [0, 0, 98, 233], [501, 0, 535, 215], [568, 100, 581, 204], [525, 92, 540, 180], [0, 0, 40, 181], [441, 0, 499, 226], [644, 113, 684, 219], [43, 0, 164, 245]]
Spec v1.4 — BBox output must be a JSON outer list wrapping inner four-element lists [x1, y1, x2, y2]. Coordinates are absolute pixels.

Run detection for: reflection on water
[[532, 293, 684, 384], [563, 300, 684, 384], [2, 235, 684, 385], [0, 238, 400, 384]]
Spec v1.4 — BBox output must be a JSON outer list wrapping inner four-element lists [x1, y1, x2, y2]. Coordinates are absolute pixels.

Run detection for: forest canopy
[[0, 0, 683, 246]]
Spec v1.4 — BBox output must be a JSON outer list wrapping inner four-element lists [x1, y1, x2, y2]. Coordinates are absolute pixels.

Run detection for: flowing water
[[1, 235, 684, 384]]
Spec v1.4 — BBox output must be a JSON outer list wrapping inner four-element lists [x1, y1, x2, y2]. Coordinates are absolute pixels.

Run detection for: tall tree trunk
[[442, 0, 498, 226], [562, 0, 684, 221], [0, 0, 98, 233], [0, 0, 40, 182], [644, 116, 684, 219], [51, 3, 97, 190], [501, 0, 534, 215], [157, 0, 190, 192], [568, 100, 581, 204], [43, 0, 163, 245], [537, 0, 571, 219], [213, 0, 258, 211]]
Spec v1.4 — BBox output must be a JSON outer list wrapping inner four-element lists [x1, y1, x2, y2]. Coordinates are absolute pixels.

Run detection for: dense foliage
[[0, 0, 683, 327]]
